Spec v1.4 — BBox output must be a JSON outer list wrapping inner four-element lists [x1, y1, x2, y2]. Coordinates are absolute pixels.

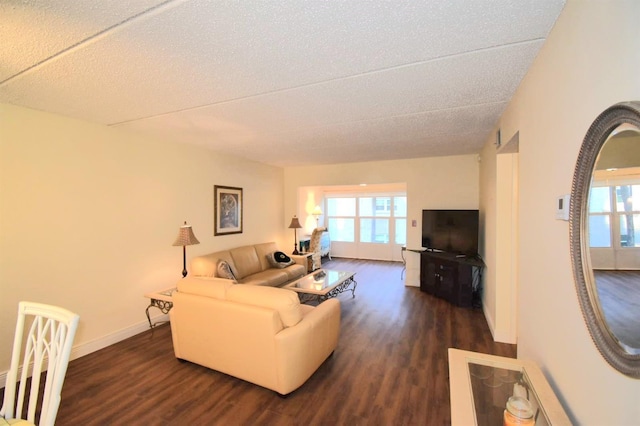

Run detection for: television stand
[[420, 251, 484, 308]]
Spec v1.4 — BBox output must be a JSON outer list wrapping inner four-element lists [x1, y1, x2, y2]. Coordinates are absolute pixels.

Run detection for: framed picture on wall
[[214, 185, 243, 236]]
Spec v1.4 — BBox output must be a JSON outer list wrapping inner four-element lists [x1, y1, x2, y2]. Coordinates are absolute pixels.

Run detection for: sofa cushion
[[254, 242, 279, 271], [177, 276, 233, 300], [266, 251, 295, 269], [283, 263, 306, 280], [216, 260, 237, 281], [191, 251, 236, 277], [239, 269, 290, 287], [226, 285, 302, 327], [229, 245, 262, 279]]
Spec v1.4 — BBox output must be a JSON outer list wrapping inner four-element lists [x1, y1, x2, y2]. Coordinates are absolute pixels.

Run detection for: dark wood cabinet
[[420, 251, 484, 308]]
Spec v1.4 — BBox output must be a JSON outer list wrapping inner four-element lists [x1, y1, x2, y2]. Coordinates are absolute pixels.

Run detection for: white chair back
[[1, 302, 79, 426]]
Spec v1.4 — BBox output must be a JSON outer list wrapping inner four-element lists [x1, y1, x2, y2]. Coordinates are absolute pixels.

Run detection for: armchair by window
[[309, 227, 331, 271]]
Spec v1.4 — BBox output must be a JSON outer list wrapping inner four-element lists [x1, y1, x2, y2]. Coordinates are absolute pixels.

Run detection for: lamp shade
[[172, 221, 200, 246], [288, 216, 302, 229], [312, 206, 323, 216]]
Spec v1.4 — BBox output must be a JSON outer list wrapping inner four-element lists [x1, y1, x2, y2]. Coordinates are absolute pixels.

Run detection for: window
[[394, 196, 407, 245], [360, 218, 389, 243], [327, 198, 356, 242], [326, 194, 406, 245], [617, 184, 640, 247], [589, 184, 640, 248], [359, 197, 389, 243], [589, 186, 612, 248]]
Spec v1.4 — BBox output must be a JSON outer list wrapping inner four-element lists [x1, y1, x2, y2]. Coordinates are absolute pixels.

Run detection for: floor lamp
[[172, 221, 200, 277], [288, 215, 302, 255]]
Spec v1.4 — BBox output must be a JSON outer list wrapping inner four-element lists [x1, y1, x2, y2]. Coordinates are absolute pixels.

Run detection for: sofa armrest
[[273, 298, 341, 394], [290, 254, 307, 267]]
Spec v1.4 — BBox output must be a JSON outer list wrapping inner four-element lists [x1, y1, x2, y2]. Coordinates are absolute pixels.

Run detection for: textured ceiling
[[1, 0, 565, 167]]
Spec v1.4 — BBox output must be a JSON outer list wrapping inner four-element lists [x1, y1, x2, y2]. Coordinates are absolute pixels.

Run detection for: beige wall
[[481, 0, 640, 423], [0, 103, 286, 373], [284, 155, 480, 286]]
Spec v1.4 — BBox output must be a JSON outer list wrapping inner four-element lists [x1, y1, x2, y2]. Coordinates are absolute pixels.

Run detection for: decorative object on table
[[2, 301, 79, 426], [312, 205, 323, 226], [288, 215, 302, 254], [214, 185, 243, 236], [503, 396, 535, 426], [172, 221, 200, 277]]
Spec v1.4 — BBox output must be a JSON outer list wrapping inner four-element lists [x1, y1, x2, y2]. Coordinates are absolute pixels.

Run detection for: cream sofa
[[190, 242, 306, 286], [170, 276, 341, 395]]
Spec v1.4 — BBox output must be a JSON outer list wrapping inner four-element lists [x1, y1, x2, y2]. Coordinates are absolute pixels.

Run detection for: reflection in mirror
[[590, 125, 640, 351]]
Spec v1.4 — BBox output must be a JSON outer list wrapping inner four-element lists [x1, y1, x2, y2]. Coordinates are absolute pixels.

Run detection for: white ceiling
[[1, 0, 565, 167]]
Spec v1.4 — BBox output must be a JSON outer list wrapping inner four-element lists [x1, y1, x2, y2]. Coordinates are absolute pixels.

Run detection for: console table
[[401, 246, 426, 279], [448, 349, 571, 425]]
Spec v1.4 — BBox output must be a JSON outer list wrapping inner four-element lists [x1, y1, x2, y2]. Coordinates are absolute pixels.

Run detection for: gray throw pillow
[[267, 251, 295, 269], [216, 260, 237, 281]]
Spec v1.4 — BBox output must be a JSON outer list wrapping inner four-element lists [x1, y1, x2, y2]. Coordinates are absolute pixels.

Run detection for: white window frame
[[324, 191, 406, 261]]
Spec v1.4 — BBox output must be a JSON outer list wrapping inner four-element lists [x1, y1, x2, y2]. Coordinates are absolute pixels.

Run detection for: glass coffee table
[[283, 269, 357, 304]]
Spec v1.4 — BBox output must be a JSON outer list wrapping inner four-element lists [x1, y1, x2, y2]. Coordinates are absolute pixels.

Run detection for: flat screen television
[[422, 209, 479, 256]]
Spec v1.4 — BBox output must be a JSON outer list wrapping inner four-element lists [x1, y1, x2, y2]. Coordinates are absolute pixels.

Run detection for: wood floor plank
[[2, 258, 516, 425], [594, 270, 640, 348]]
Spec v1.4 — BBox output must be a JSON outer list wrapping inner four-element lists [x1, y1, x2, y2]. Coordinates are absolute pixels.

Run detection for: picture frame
[[214, 185, 243, 236]]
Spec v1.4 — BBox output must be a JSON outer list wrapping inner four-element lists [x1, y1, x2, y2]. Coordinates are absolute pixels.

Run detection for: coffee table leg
[[348, 277, 357, 298]]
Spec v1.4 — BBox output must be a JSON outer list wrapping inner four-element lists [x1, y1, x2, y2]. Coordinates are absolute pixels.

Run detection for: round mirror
[[571, 101, 640, 378]]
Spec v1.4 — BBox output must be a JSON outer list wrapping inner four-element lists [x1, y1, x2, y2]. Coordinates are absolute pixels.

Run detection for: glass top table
[[283, 269, 357, 303], [448, 349, 571, 425]]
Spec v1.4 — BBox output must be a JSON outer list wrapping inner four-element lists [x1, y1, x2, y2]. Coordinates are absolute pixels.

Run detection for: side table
[[299, 236, 311, 253], [144, 287, 176, 328], [292, 252, 314, 273]]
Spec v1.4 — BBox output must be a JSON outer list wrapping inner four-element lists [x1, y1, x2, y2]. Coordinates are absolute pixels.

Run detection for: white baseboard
[[482, 302, 517, 344], [483, 301, 497, 340], [1, 313, 169, 389], [404, 279, 419, 287]]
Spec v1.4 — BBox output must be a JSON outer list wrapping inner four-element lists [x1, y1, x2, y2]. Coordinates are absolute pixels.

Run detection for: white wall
[[481, 0, 640, 422], [284, 155, 479, 286], [0, 103, 286, 373]]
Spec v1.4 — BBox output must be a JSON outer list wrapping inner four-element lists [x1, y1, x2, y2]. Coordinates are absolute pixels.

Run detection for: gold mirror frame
[[570, 101, 640, 378]]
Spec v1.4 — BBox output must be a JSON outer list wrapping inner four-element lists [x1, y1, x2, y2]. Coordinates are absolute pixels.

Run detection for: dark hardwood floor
[[5, 258, 516, 425], [594, 269, 640, 348]]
